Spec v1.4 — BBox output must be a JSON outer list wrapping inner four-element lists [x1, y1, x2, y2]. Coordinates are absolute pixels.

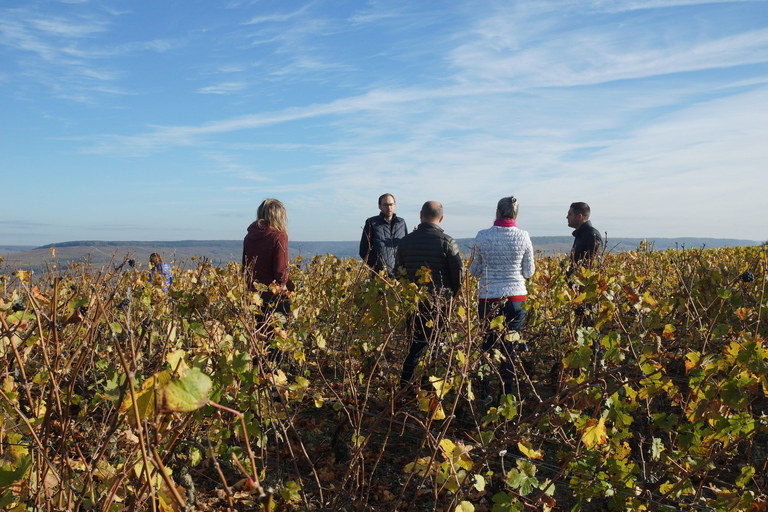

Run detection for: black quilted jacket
[[394, 222, 464, 297]]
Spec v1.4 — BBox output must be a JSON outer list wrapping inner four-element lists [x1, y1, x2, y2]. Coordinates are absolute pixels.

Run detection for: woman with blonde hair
[[243, 199, 294, 361]]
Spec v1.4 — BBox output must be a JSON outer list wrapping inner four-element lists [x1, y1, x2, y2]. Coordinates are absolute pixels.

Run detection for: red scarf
[[493, 218, 517, 227]]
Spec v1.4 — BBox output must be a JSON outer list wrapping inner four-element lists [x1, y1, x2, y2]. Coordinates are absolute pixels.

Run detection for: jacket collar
[[418, 221, 443, 232], [379, 212, 398, 223], [572, 220, 593, 237]]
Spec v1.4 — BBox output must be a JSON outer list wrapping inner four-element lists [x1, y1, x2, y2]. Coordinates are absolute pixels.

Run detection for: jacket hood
[[246, 221, 279, 242]]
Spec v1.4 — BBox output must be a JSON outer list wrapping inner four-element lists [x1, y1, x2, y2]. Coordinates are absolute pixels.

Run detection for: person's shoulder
[[475, 226, 493, 238]]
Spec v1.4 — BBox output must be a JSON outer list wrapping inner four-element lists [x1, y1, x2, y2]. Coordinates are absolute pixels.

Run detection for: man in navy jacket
[[359, 193, 408, 276], [567, 202, 602, 265]]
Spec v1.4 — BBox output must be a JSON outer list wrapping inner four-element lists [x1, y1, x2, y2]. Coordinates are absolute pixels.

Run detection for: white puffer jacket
[[470, 225, 535, 300]]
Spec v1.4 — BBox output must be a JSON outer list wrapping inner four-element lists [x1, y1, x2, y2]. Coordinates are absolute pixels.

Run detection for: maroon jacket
[[242, 222, 294, 298]]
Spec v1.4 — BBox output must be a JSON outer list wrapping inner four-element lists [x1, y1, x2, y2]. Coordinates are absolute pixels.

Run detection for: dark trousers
[[478, 300, 526, 391], [400, 298, 446, 389]]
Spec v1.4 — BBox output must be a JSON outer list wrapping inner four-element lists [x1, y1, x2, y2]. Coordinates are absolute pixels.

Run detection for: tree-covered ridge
[[0, 245, 765, 511]]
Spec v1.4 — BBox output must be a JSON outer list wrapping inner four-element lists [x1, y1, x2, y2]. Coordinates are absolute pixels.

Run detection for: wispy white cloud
[[591, 0, 758, 13], [27, 15, 108, 37], [0, 4, 183, 103], [197, 82, 248, 94], [243, 4, 314, 25], [448, 6, 768, 88]]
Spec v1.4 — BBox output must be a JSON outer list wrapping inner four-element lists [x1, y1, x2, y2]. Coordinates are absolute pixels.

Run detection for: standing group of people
[[241, 194, 602, 397]]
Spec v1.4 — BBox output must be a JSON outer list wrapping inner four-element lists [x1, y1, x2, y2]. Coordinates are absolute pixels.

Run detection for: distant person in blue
[[359, 193, 408, 277], [470, 195, 535, 398], [567, 202, 602, 267], [149, 253, 172, 291]]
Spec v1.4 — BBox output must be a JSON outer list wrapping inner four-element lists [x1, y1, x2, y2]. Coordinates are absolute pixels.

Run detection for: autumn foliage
[[0, 244, 766, 511]]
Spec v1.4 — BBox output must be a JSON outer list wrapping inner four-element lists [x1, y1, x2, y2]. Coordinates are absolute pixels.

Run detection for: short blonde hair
[[257, 198, 288, 232]]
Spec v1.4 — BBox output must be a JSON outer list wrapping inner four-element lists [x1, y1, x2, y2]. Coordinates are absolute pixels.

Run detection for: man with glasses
[[359, 193, 408, 277]]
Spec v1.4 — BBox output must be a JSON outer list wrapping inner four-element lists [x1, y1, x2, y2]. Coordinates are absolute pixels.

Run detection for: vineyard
[[0, 244, 766, 511]]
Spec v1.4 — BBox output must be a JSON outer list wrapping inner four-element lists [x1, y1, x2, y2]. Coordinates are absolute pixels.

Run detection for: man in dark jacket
[[395, 201, 464, 390], [359, 193, 408, 276], [567, 202, 602, 265]]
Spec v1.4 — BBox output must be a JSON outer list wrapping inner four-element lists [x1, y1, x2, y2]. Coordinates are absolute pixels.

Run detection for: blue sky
[[2, 0, 767, 246]]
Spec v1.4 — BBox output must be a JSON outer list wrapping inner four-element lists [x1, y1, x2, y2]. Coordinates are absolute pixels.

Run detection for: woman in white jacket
[[470, 195, 535, 397]]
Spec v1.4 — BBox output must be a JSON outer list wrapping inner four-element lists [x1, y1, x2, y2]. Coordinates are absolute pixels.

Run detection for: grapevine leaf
[[159, 368, 212, 413], [581, 417, 607, 448]]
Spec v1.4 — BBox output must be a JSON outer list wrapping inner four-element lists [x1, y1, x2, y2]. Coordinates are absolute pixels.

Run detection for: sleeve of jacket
[[521, 232, 535, 279], [446, 238, 464, 296], [359, 218, 373, 264], [273, 232, 290, 285]]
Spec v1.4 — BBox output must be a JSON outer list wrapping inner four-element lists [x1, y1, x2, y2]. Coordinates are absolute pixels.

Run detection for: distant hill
[[0, 245, 36, 255], [0, 237, 761, 271]]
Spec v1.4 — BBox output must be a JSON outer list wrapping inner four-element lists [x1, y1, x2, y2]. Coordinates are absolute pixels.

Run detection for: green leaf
[[563, 345, 592, 369], [0, 454, 31, 487], [717, 288, 731, 299], [279, 480, 302, 503], [189, 322, 207, 336], [159, 368, 212, 413], [736, 465, 755, 487], [492, 491, 523, 512]]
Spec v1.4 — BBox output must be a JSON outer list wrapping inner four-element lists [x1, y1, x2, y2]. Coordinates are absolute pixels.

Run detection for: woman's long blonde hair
[[257, 198, 287, 232]]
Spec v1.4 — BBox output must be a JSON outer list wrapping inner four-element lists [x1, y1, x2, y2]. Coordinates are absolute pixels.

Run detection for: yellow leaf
[[581, 417, 607, 448], [15, 270, 30, 284], [440, 439, 457, 455], [517, 440, 544, 460], [119, 371, 172, 427], [456, 501, 475, 512], [431, 376, 451, 398], [166, 350, 189, 376]]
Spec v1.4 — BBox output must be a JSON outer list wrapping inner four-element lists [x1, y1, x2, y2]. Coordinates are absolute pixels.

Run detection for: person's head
[[378, 193, 396, 220], [567, 202, 591, 229], [149, 253, 162, 268], [420, 201, 444, 224], [257, 198, 288, 232], [496, 196, 519, 220]]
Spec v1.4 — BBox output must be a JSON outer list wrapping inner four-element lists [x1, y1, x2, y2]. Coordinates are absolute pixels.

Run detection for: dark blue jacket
[[360, 213, 408, 276], [571, 220, 602, 263]]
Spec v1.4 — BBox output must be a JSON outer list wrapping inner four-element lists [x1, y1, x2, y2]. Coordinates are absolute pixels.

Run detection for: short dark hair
[[570, 202, 591, 220], [421, 201, 443, 221], [378, 193, 395, 205], [497, 196, 519, 219]]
